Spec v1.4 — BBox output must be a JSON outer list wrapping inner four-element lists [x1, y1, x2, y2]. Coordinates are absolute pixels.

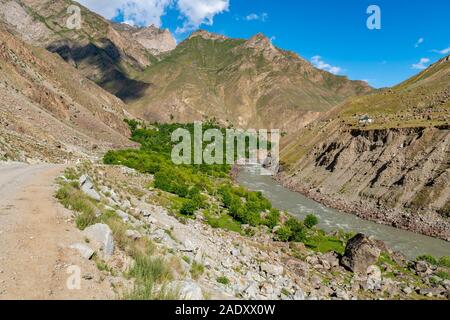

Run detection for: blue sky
[[78, 0, 450, 88]]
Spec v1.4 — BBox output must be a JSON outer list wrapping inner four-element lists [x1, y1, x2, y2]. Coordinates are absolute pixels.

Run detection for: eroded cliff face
[[278, 125, 450, 240]]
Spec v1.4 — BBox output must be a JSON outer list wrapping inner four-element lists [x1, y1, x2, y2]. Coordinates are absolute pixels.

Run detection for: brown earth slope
[[278, 55, 450, 240], [0, 24, 135, 162]]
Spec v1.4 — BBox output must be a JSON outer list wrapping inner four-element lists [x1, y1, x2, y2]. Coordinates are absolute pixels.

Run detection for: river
[[237, 167, 450, 259]]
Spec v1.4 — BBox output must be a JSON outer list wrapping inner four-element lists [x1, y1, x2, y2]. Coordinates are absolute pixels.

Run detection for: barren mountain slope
[[127, 31, 371, 133], [0, 0, 175, 100], [0, 25, 135, 162], [278, 55, 450, 240]]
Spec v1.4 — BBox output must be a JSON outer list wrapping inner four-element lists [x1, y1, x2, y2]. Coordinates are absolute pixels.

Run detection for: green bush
[[304, 214, 319, 229], [180, 200, 198, 216], [285, 218, 307, 242], [263, 209, 280, 229], [276, 226, 293, 242], [216, 276, 230, 285]]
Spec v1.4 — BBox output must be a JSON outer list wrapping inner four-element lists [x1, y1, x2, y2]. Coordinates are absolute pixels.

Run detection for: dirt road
[[0, 162, 114, 299]]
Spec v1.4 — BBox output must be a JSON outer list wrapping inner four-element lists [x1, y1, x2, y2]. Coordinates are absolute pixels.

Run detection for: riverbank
[[275, 172, 450, 242]]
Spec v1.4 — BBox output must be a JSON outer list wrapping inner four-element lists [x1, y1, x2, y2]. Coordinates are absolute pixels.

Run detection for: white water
[[237, 167, 450, 259]]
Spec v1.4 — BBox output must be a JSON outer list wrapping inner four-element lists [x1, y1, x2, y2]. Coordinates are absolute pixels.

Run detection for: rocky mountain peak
[[188, 29, 228, 41], [113, 23, 177, 55]]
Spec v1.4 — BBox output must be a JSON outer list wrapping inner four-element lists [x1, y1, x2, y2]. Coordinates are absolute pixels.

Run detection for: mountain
[[278, 55, 450, 240], [0, 0, 175, 100], [126, 31, 371, 133], [0, 23, 135, 162], [112, 23, 176, 56]]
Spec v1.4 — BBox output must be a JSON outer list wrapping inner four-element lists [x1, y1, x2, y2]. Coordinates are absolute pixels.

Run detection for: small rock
[[125, 230, 142, 240], [260, 262, 284, 276], [69, 243, 94, 260], [82, 273, 94, 280], [366, 265, 382, 291], [403, 287, 413, 295]]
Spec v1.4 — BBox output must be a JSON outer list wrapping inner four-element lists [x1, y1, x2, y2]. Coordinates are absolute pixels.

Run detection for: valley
[[0, 0, 448, 302]]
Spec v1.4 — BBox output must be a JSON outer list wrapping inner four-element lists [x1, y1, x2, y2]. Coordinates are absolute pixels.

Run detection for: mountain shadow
[[47, 39, 150, 101]]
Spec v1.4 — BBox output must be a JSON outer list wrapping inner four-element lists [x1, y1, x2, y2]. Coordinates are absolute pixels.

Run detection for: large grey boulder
[[79, 175, 101, 201], [83, 223, 114, 256], [340, 233, 381, 274]]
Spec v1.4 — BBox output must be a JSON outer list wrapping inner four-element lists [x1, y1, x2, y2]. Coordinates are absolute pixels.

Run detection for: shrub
[[216, 276, 230, 285], [285, 218, 306, 242], [263, 209, 280, 229], [180, 200, 198, 216], [276, 226, 293, 242], [304, 214, 319, 229]]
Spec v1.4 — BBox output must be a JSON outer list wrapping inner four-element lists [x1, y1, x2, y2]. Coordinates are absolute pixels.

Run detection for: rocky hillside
[[278, 56, 450, 240], [126, 31, 371, 133], [112, 23, 176, 56], [0, 24, 135, 162], [0, 0, 175, 100]]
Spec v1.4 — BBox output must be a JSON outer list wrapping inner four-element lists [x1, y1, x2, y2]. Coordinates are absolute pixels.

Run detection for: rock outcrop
[[340, 234, 381, 274]]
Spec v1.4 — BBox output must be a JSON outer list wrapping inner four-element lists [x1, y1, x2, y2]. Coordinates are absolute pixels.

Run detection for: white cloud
[[175, 0, 229, 33], [412, 57, 430, 70], [77, 0, 172, 27], [311, 55, 342, 75], [77, 0, 229, 31], [432, 46, 450, 55], [244, 12, 268, 22], [414, 37, 424, 48]]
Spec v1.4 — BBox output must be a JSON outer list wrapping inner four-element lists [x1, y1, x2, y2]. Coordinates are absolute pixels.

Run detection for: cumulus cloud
[[244, 12, 268, 22], [77, 0, 172, 27], [311, 55, 342, 75], [175, 0, 229, 33], [77, 0, 229, 31], [412, 57, 430, 70], [414, 37, 424, 48], [432, 46, 450, 55]]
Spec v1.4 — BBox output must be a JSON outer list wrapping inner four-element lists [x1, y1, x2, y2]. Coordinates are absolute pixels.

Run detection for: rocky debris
[[79, 175, 101, 201], [340, 234, 381, 274], [168, 281, 204, 300], [83, 224, 114, 257], [69, 243, 94, 260]]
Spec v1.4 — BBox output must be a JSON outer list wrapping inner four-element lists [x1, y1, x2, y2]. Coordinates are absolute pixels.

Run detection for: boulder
[[79, 175, 101, 201], [168, 281, 203, 300], [340, 233, 381, 274], [70, 243, 94, 259], [83, 223, 114, 256]]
